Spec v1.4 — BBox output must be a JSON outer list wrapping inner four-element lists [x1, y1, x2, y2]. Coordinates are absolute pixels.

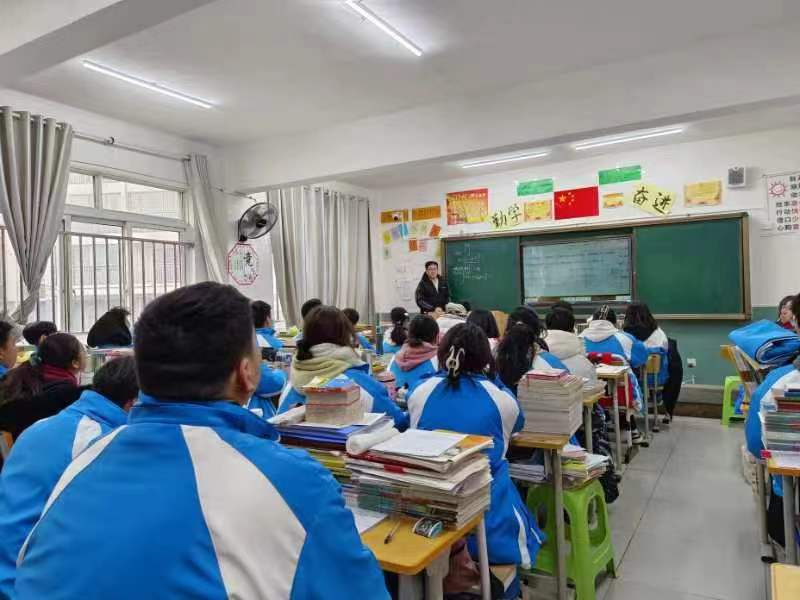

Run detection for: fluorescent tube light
[[344, 1, 423, 57], [459, 151, 550, 169], [573, 127, 684, 150], [82, 60, 213, 109]]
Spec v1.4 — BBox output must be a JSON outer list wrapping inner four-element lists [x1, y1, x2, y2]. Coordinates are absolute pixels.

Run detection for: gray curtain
[[0, 107, 73, 322], [185, 154, 226, 283], [269, 185, 374, 326]]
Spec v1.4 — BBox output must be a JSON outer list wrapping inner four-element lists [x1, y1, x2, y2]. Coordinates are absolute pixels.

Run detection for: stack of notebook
[[517, 369, 584, 435], [345, 430, 494, 529], [761, 386, 800, 452], [560, 444, 611, 486]]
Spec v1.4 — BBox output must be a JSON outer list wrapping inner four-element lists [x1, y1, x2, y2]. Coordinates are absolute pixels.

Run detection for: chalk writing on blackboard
[[449, 243, 490, 286]]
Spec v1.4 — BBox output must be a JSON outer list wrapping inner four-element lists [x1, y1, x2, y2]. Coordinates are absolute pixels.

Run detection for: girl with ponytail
[[406, 322, 545, 572]]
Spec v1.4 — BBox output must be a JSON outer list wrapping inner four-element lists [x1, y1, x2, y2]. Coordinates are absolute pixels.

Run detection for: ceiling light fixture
[[459, 151, 550, 169], [573, 127, 684, 150], [82, 60, 213, 109], [344, 0, 423, 57]]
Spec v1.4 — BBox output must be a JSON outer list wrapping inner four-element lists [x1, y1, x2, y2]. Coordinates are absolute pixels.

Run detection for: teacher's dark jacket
[[415, 275, 450, 313]]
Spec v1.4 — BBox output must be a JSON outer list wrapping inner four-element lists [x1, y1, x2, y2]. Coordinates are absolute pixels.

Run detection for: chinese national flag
[[553, 186, 599, 220]]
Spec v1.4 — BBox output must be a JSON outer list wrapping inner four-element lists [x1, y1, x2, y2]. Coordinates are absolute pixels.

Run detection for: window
[[102, 178, 183, 219], [66, 172, 94, 207]]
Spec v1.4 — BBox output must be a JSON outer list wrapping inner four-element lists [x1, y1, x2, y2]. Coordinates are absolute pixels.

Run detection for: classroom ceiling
[[10, 0, 800, 146]]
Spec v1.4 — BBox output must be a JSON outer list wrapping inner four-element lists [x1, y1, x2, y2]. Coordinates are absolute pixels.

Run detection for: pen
[[384, 520, 401, 544]]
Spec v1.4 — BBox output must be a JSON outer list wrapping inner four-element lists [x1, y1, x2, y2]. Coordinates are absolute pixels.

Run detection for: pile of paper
[[346, 429, 494, 529], [560, 444, 611, 486], [517, 369, 584, 435], [761, 386, 800, 452]]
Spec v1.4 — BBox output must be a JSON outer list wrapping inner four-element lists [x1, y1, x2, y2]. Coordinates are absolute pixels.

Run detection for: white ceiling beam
[[0, 0, 217, 86]]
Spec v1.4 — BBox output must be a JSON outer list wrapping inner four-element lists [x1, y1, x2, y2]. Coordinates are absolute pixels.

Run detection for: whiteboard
[[522, 237, 631, 300]]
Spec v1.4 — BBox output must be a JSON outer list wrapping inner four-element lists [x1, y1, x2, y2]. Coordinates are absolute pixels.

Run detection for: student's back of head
[[389, 306, 409, 346], [134, 282, 258, 401], [0, 321, 21, 371], [407, 314, 439, 347], [438, 323, 495, 388], [592, 304, 617, 325], [623, 302, 657, 341], [93, 355, 139, 410], [496, 310, 545, 391], [0, 333, 83, 405], [87, 307, 131, 348], [506, 306, 548, 351], [22, 321, 57, 347], [300, 298, 322, 322], [296, 306, 355, 360], [546, 307, 575, 333], [466, 309, 500, 339], [342, 308, 360, 326], [251, 300, 272, 329]]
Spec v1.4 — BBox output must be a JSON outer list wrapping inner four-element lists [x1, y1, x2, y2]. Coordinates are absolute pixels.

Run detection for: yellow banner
[[524, 199, 552, 221], [684, 180, 721, 206], [628, 184, 675, 216]]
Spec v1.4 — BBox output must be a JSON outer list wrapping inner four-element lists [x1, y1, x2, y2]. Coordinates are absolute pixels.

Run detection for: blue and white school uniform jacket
[[247, 363, 287, 420], [533, 351, 568, 372], [256, 326, 283, 350], [0, 390, 127, 597], [388, 354, 438, 391], [642, 327, 669, 385], [382, 329, 402, 354], [278, 363, 409, 429], [14, 394, 389, 600], [580, 320, 647, 408], [408, 374, 544, 568], [0, 364, 8, 378], [357, 333, 375, 352]]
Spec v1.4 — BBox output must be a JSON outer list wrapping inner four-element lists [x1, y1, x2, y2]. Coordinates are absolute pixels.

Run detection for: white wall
[[371, 126, 800, 312]]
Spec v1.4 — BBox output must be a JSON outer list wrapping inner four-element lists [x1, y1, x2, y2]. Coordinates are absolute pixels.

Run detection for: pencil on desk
[[384, 520, 401, 544]]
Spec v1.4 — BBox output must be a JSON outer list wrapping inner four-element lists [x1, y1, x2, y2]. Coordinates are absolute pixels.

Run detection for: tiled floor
[[595, 416, 766, 600]]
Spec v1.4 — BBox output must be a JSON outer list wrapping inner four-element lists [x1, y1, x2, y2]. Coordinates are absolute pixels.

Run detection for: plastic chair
[[720, 375, 743, 427], [0, 431, 13, 460], [523, 480, 616, 600], [643, 353, 663, 433]]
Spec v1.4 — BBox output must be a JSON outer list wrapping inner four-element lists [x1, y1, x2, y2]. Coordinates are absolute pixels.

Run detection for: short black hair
[[251, 301, 272, 328], [792, 294, 800, 322], [93, 356, 138, 408], [592, 305, 617, 324], [546, 308, 575, 332], [0, 321, 16, 348], [438, 323, 495, 388], [389, 307, 409, 346], [408, 314, 439, 347], [466, 309, 500, 339], [342, 308, 360, 325], [779, 295, 795, 319], [22, 321, 57, 346], [134, 282, 255, 400], [424, 261, 438, 269], [301, 298, 323, 320], [552, 300, 574, 314], [297, 306, 355, 360]]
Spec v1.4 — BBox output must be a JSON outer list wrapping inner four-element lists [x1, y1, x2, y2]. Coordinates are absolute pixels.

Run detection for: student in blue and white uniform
[[383, 306, 409, 354], [0, 321, 20, 379], [503, 306, 567, 372], [389, 314, 439, 391], [545, 308, 598, 384], [343, 308, 375, 351], [0, 356, 137, 597], [278, 305, 408, 428], [407, 323, 544, 575], [252, 300, 283, 350], [623, 303, 668, 378], [13, 282, 389, 600]]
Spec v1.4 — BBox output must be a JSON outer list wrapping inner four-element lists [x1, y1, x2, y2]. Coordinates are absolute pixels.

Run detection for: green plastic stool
[[522, 480, 616, 600], [721, 375, 744, 427]]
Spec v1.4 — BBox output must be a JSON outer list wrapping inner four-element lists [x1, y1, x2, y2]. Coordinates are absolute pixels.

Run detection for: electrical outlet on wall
[[687, 358, 697, 368]]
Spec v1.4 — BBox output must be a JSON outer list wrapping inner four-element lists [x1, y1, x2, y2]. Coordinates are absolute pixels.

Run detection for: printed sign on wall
[[227, 243, 259, 286], [446, 188, 489, 225]]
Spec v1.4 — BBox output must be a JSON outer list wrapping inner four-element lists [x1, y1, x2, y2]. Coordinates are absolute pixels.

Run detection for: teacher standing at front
[[415, 261, 450, 313]]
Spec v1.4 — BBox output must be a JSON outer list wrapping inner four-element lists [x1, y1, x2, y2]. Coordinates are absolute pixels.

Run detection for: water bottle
[[375, 313, 384, 356]]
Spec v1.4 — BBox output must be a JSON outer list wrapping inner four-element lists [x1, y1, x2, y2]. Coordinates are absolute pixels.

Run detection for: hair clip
[[445, 346, 465, 378]]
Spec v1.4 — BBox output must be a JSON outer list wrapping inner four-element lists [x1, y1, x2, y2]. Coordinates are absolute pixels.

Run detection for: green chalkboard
[[634, 217, 745, 316], [444, 237, 521, 312]]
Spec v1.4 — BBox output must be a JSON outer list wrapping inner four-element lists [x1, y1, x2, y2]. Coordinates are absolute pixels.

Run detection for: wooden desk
[[362, 513, 490, 600], [583, 392, 603, 454], [596, 367, 631, 470], [510, 431, 570, 600], [767, 458, 800, 565], [772, 563, 800, 599]]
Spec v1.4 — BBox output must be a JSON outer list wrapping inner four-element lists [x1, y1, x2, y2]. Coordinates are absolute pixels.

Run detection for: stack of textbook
[[346, 429, 493, 529], [560, 444, 610, 486], [761, 386, 800, 452], [517, 369, 583, 435]]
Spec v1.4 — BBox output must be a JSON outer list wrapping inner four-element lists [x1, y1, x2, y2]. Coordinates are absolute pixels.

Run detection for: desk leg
[[623, 373, 633, 456], [424, 551, 449, 600], [641, 368, 650, 443], [611, 384, 622, 471], [398, 574, 423, 600], [476, 517, 491, 600], [583, 404, 593, 454], [552, 449, 567, 600], [784, 475, 798, 565], [756, 461, 773, 560]]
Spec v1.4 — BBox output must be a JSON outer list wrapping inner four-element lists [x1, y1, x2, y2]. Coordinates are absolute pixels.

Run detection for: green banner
[[598, 165, 641, 185], [516, 178, 553, 196]]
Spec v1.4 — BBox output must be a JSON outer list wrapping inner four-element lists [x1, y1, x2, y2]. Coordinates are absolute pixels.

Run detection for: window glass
[[66, 172, 94, 207], [102, 178, 182, 219]]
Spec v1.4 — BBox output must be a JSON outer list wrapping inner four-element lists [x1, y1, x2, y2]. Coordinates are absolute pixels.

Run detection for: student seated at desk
[[0, 356, 137, 597], [777, 295, 798, 332], [12, 282, 389, 600], [87, 307, 132, 348], [294, 297, 323, 342], [343, 308, 374, 351], [383, 306, 409, 354], [505, 306, 567, 371], [252, 300, 283, 350], [467, 309, 500, 351], [21, 321, 57, 350], [389, 314, 439, 391], [495, 313, 545, 396], [0, 321, 20, 379], [0, 333, 86, 441], [407, 323, 544, 570], [545, 308, 597, 384], [247, 360, 287, 421], [278, 306, 408, 428]]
